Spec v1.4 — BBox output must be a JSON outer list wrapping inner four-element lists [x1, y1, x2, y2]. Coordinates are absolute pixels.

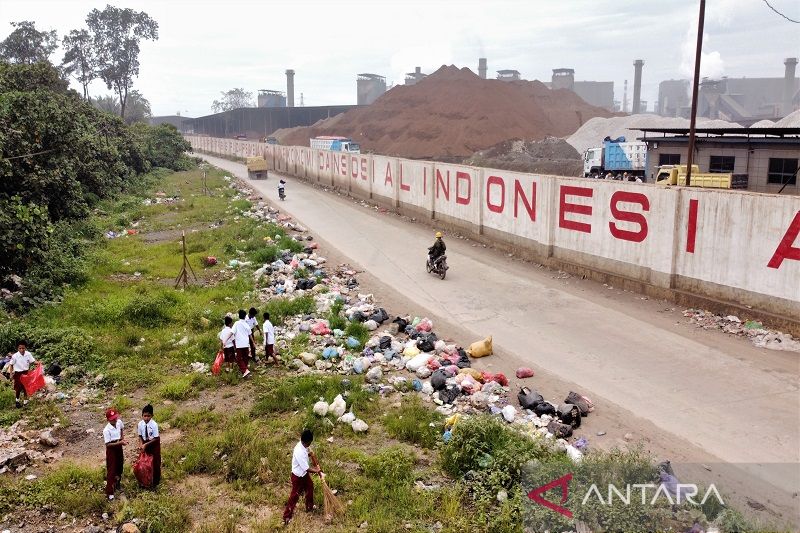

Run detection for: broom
[[310, 451, 344, 521]]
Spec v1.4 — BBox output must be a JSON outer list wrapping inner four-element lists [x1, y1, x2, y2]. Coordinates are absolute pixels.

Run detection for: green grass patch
[[251, 375, 376, 418], [0, 463, 107, 516], [326, 299, 346, 331], [344, 320, 369, 346], [384, 396, 444, 448], [261, 294, 315, 325], [119, 490, 191, 533], [158, 373, 210, 400]]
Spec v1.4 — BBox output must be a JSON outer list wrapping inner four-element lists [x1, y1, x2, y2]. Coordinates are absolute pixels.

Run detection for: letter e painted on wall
[[559, 186, 593, 233], [609, 191, 650, 242], [767, 211, 800, 269]]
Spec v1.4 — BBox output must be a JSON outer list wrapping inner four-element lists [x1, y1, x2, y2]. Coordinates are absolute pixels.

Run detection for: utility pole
[[685, 0, 706, 187]]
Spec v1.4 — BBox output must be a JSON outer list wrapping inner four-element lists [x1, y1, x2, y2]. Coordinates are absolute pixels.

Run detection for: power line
[[762, 0, 800, 23]]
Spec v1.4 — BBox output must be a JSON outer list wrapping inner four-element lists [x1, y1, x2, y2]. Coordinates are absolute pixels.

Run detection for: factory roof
[[639, 127, 800, 137]]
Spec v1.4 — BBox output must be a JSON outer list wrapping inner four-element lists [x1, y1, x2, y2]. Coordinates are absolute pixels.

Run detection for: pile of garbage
[[683, 309, 800, 352], [221, 172, 597, 454], [141, 192, 181, 206]]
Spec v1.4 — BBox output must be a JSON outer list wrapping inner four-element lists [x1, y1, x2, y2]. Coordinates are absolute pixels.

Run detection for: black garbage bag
[[417, 338, 435, 352], [430, 369, 448, 391], [518, 387, 544, 410], [564, 391, 592, 416], [392, 317, 408, 331], [379, 336, 392, 350], [547, 420, 573, 438], [369, 308, 389, 324], [533, 401, 557, 416], [351, 311, 367, 323], [456, 348, 471, 369], [46, 362, 62, 377], [557, 403, 582, 428], [438, 385, 461, 404]]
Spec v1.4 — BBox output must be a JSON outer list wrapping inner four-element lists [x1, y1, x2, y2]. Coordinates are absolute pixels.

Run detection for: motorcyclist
[[428, 232, 446, 267]]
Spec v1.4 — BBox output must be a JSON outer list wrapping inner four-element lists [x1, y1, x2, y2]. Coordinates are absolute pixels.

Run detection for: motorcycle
[[426, 254, 448, 280], [278, 188, 286, 201]]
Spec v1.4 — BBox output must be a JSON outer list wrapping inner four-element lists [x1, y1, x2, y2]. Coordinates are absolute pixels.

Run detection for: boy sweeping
[[138, 404, 161, 487], [103, 409, 126, 500], [283, 429, 322, 526]]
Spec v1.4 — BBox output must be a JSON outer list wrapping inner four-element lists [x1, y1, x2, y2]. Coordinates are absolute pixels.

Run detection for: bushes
[[0, 321, 98, 371], [123, 290, 181, 328]]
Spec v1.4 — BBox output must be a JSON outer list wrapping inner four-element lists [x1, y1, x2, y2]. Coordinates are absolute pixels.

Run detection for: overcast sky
[[2, 0, 799, 117]]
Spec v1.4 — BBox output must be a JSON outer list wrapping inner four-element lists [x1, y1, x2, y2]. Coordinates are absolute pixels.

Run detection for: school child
[[10, 341, 36, 408], [138, 404, 161, 487], [103, 408, 126, 500], [282, 429, 322, 525], [232, 309, 252, 378], [219, 316, 236, 370], [246, 307, 261, 362], [262, 311, 278, 364]]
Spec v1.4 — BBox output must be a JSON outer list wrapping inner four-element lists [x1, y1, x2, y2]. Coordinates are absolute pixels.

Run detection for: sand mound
[[566, 114, 740, 154], [277, 65, 613, 159], [464, 137, 582, 176]]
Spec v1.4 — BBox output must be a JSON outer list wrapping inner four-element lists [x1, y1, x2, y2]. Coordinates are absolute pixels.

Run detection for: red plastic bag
[[481, 371, 509, 387], [311, 322, 332, 335], [133, 450, 153, 487], [516, 367, 535, 379], [211, 350, 224, 375], [426, 358, 441, 371], [20, 363, 45, 396]]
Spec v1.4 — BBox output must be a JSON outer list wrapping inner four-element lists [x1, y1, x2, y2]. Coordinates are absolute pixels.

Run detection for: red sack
[[481, 371, 509, 387], [133, 450, 153, 488], [20, 363, 45, 396], [426, 358, 441, 371], [211, 350, 224, 375], [516, 367, 535, 379]]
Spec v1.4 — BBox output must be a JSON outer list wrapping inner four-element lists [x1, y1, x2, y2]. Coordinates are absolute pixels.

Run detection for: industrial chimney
[[478, 58, 487, 79], [784, 57, 798, 117], [286, 69, 295, 107], [632, 60, 644, 114]]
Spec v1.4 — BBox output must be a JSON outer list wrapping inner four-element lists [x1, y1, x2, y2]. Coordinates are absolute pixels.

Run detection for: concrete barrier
[[186, 136, 800, 327]]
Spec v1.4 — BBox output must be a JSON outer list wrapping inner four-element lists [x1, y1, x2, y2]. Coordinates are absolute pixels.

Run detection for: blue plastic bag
[[346, 336, 361, 349]]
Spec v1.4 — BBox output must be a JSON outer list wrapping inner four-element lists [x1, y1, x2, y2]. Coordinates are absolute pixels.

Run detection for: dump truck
[[583, 138, 647, 178], [246, 156, 268, 180], [310, 136, 360, 153], [655, 164, 748, 189]]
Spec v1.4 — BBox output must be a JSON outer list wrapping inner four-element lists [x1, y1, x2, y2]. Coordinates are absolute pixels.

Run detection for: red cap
[[105, 408, 118, 421]]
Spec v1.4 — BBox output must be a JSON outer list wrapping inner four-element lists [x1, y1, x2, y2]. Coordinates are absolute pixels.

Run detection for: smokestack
[[415, 66, 421, 75], [784, 57, 798, 117], [623, 80, 628, 113], [632, 59, 644, 114], [286, 69, 295, 107], [478, 58, 487, 79]]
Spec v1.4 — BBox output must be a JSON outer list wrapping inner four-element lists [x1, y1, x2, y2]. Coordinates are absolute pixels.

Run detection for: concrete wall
[[187, 136, 800, 326]]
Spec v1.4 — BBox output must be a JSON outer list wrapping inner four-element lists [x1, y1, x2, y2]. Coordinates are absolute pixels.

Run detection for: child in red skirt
[[103, 408, 126, 500]]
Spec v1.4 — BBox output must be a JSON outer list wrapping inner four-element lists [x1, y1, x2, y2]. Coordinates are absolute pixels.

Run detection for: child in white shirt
[[137, 404, 161, 487], [10, 341, 36, 408], [103, 409, 126, 499]]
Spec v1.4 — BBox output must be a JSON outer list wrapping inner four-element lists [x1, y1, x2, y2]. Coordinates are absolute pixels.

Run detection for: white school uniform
[[138, 419, 160, 441], [218, 326, 234, 348], [263, 320, 275, 346], [291, 440, 310, 477], [232, 319, 251, 349], [103, 419, 124, 443], [10, 351, 35, 372]]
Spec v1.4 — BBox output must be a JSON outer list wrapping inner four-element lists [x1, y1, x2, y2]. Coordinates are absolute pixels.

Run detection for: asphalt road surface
[[203, 154, 800, 524]]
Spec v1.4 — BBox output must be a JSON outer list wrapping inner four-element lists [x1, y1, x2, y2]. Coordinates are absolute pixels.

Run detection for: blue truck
[[583, 138, 648, 179]]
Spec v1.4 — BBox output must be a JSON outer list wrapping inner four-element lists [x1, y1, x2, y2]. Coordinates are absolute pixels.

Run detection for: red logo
[[528, 473, 573, 518]]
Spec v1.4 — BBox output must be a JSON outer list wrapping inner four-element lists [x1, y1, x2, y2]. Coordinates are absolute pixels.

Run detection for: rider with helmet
[[428, 232, 446, 267]]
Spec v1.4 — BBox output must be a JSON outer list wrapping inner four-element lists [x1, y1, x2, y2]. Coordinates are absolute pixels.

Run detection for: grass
[[251, 374, 376, 418], [344, 320, 370, 346], [384, 396, 444, 448], [159, 373, 210, 400], [262, 294, 316, 325], [118, 490, 191, 533]]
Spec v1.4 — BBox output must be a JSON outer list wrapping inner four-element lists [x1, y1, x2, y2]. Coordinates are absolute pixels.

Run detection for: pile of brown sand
[[463, 137, 583, 176], [275, 65, 613, 159]]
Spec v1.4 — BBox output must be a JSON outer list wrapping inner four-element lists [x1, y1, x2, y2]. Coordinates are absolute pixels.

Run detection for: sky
[[2, 0, 799, 117]]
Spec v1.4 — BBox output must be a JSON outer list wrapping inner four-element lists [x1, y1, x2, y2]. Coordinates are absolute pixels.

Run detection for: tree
[[86, 5, 158, 119], [61, 29, 96, 101], [211, 88, 254, 113], [0, 20, 58, 64], [93, 90, 152, 124]]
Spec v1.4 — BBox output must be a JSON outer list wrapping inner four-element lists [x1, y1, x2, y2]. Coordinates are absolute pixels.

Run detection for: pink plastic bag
[[311, 322, 332, 335], [516, 367, 535, 379], [481, 371, 509, 387], [426, 359, 441, 371], [415, 318, 432, 332], [211, 350, 224, 375]]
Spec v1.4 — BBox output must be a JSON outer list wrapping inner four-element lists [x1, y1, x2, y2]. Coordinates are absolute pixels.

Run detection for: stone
[[121, 524, 141, 533], [299, 352, 318, 366], [0, 451, 29, 468], [39, 430, 59, 447]]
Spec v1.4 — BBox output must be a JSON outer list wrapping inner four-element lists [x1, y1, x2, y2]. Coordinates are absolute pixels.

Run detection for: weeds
[[261, 295, 315, 325], [118, 490, 191, 533], [344, 320, 369, 346], [159, 373, 209, 400], [384, 396, 444, 448]]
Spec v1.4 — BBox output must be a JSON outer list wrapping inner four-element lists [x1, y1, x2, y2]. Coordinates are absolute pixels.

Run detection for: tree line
[[0, 5, 157, 121]]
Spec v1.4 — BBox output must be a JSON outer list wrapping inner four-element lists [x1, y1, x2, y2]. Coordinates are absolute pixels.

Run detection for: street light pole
[[685, 0, 706, 187]]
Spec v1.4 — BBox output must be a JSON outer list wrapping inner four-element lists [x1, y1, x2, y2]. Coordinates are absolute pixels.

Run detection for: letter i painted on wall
[[686, 199, 698, 253]]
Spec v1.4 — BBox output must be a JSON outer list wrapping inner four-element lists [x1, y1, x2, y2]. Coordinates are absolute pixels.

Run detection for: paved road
[[204, 155, 799, 512]]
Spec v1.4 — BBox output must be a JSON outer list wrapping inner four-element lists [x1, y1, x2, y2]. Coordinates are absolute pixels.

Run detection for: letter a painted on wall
[[767, 211, 800, 269], [384, 162, 393, 186]]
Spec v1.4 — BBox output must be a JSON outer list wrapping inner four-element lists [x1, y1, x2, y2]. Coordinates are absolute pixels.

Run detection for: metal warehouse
[[639, 127, 800, 194]]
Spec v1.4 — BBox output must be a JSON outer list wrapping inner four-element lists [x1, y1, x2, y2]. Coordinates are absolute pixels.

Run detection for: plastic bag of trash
[[502, 405, 516, 423], [557, 404, 582, 428], [322, 346, 339, 359], [346, 336, 361, 349], [416, 318, 433, 332], [365, 366, 382, 384], [313, 401, 329, 417], [518, 387, 544, 410], [405, 352, 430, 371], [330, 395, 347, 418], [338, 411, 356, 425], [481, 371, 508, 386], [458, 367, 483, 381], [547, 420, 573, 438], [534, 401, 557, 417], [564, 391, 594, 415], [364, 320, 378, 331], [456, 348, 471, 368], [353, 358, 365, 374], [438, 385, 461, 404], [392, 317, 408, 331], [417, 337, 435, 353], [468, 336, 493, 358], [416, 366, 432, 379], [369, 308, 389, 324], [311, 322, 332, 335], [379, 336, 392, 350], [516, 367, 535, 379], [426, 358, 441, 371], [351, 419, 369, 433]]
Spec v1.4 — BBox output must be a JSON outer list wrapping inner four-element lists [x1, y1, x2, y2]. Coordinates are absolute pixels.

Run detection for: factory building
[[357, 73, 387, 105]]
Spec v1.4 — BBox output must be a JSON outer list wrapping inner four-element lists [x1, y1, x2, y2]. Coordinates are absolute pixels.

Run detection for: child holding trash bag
[[10, 341, 35, 408], [137, 404, 161, 487], [283, 429, 322, 525], [103, 408, 126, 500]]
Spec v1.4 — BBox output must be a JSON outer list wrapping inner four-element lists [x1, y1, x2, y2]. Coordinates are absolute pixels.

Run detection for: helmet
[[435, 232, 442, 238]]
